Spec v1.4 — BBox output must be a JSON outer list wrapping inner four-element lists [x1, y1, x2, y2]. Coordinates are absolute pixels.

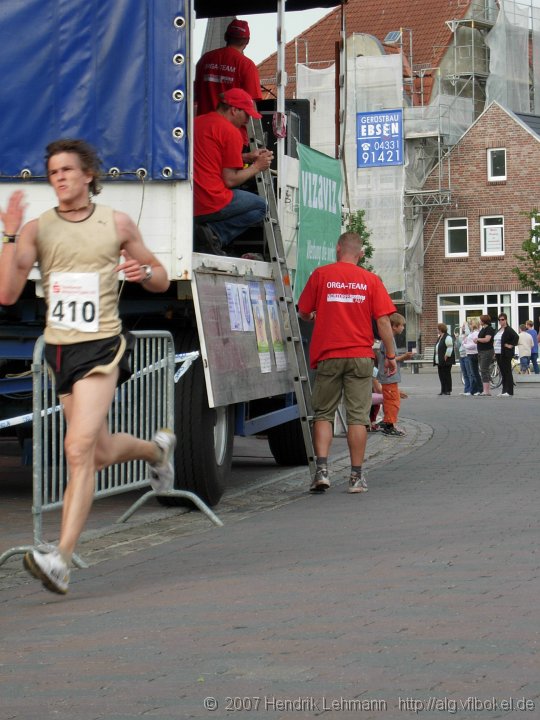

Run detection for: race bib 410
[[48, 272, 100, 333]]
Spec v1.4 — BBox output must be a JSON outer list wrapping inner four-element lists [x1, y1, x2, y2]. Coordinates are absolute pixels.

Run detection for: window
[[531, 213, 540, 244], [437, 292, 534, 333], [481, 216, 504, 256], [445, 217, 468, 256], [487, 148, 506, 181]]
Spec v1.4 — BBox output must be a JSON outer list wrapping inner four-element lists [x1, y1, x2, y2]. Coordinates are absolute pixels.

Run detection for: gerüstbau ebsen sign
[[356, 109, 403, 168]]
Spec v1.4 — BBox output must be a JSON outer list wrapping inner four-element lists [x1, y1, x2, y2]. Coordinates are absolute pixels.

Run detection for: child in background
[[377, 312, 411, 436], [369, 370, 384, 432]]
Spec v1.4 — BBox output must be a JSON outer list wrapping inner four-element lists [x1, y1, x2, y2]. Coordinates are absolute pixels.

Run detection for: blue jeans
[[531, 352, 539, 374], [464, 354, 482, 394], [459, 356, 472, 393], [197, 190, 267, 247]]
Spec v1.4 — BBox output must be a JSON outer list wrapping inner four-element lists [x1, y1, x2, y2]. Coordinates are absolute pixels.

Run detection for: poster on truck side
[[295, 143, 343, 302]]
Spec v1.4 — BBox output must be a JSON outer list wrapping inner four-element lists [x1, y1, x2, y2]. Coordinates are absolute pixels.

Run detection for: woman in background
[[462, 317, 483, 395], [493, 313, 519, 397], [475, 314, 495, 396], [433, 322, 455, 395], [456, 322, 472, 395]]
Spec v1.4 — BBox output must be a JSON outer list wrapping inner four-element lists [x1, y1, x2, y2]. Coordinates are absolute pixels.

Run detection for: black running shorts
[[44, 333, 134, 395]]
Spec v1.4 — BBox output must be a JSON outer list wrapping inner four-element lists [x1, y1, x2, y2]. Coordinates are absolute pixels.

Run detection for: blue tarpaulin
[[0, 0, 188, 180]]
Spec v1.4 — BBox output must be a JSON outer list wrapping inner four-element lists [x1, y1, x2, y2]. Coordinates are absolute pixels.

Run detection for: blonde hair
[[390, 312, 406, 327], [470, 318, 480, 330]]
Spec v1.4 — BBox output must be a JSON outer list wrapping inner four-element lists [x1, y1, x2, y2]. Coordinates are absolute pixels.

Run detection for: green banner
[[294, 143, 343, 301]]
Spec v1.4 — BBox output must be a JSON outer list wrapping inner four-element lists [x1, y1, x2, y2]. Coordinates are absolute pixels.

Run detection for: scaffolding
[[285, 0, 540, 327]]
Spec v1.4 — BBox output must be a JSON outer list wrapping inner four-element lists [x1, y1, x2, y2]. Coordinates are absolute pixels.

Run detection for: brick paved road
[[1, 370, 539, 720]]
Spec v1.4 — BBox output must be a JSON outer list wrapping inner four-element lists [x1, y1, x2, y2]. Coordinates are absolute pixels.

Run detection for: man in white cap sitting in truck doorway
[[194, 18, 263, 123], [193, 88, 273, 255]]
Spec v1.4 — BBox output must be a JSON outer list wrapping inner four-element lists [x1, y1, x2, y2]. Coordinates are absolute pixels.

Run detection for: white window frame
[[487, 148, 506, 181], [445, 217, 468, 257], [481, 215, 504, 256]]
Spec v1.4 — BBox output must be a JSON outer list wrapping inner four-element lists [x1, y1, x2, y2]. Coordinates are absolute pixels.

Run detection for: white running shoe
[[23, 546, 70, 594], [149, 428, 176, 492], [310, 467, 330, 492], [348, 472, 368, 494]]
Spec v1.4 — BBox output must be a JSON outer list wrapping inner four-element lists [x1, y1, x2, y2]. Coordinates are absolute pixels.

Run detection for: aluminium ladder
[[248, 118, 316, 479]]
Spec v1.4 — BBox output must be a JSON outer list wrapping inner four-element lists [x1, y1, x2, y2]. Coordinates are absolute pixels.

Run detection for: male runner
[[0, 139, 175, 594]]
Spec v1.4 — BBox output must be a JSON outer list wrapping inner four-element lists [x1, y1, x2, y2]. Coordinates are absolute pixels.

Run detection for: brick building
[[421, 101, 540, 346]]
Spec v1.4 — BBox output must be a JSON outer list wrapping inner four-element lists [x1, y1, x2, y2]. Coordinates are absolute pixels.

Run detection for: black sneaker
[[381, 424, 405, 437], [194, 225, 226, 255]]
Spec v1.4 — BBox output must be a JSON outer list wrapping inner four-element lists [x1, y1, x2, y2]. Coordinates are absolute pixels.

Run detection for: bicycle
[[460, 358, 501, 390]]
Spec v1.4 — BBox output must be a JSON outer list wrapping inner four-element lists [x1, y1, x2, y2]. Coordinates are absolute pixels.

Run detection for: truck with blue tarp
[[0, 0, 341, 505]]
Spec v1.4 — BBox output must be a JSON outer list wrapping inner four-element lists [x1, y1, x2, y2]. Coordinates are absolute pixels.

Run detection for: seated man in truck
[[0, 139, 176, 595], [194, 19, 262, 119], [193, 88, 273, 255]]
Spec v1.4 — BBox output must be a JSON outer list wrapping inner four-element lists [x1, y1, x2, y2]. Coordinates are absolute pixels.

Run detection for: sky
[[194, 9, 333, 65]]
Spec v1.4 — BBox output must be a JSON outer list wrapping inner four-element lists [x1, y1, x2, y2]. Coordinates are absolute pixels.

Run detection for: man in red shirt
[[298, 232, 397, 494], [194, 19, 262, 118], [193, 88, 273, 254]]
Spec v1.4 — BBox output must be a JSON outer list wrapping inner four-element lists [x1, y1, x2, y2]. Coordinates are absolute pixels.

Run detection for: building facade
[[422, 102, 540, 347]]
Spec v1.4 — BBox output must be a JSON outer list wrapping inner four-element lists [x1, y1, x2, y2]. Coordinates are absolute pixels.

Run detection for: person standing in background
[[433, 323, 455, 395], [377, 312, 412, 436], [493, 313, 519, 397], [462, 318, 483, 395], [457, 322, 472, 396], [475, 314, 495, 396], [517, 324, 533, 373], [525, 320, 539, 374], [194, 19, 262, 147]]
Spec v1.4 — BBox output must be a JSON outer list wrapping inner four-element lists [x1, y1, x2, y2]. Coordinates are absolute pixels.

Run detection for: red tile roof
[[258, 0, 474, 102]]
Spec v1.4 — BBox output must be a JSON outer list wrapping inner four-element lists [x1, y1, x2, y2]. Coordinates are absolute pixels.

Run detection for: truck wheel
[[267, 419, 308, 466], [158, 331, 233, 508]]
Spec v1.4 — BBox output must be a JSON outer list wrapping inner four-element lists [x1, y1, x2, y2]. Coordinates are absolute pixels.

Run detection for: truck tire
[[267, 418, 308, 466], [157, 330, 233, 508]]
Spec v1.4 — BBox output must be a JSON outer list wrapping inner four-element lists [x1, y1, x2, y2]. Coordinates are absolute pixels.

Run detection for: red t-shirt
[[297, 261, 396, 368], [194, 112, 244, 216], [194, 46, 262, 116]]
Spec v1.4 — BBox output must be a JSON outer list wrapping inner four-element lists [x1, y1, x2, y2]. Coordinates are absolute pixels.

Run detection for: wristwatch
[[141, 264, 153, 282], [2, 234, 16, 243]]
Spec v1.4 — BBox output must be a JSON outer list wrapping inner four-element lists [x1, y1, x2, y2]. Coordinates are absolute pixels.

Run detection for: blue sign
[[356, 110, 403, 168]]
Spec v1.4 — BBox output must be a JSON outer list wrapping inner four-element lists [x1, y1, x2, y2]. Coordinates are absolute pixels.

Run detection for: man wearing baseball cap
[[194, 19, 262, 118], [193, 88, 273, 255]]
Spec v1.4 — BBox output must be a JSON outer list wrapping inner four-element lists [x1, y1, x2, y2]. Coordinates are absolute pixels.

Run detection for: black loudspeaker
[[257, 99, 310, 163]]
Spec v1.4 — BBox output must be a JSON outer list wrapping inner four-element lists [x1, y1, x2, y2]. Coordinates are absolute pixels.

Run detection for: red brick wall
[[420, 103, 540, 340]]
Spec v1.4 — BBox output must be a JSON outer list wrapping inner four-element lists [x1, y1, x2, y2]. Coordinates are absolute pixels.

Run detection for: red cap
[[221, 89, 262, 119], [226, 19, 250, 40]]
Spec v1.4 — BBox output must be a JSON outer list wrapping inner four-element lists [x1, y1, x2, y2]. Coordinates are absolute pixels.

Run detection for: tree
[[346, 209, 374, 272], [512, 210, 540, 291]]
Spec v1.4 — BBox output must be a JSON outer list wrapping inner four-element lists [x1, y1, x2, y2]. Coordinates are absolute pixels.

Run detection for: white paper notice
[[238, 284, 254, 332], [225, 283, 242, 332], [249, 281, 272, 373]]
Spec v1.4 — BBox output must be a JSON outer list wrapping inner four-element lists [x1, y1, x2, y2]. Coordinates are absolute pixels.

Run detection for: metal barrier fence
[[0, 331, 221, 568]]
